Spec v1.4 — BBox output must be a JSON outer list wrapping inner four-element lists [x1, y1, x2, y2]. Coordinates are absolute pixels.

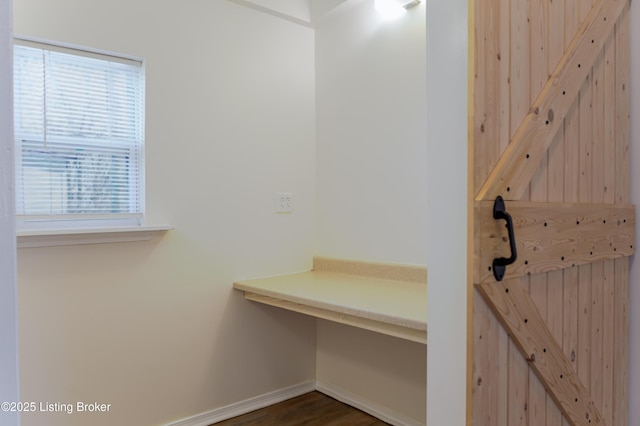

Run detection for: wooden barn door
[[470, 0, 633, 425]]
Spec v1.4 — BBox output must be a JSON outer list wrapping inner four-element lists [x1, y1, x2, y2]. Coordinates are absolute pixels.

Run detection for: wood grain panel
[[473, 0, 498, 195], [577, 264, 592, 398], [530, 0, 548, 97], [528, 1, 549, 418], [577, 53, 594, 409], [474, 202, 634, 283], [590, 260, 604, 411], [471, 0, 512, 423], [473, 289, 509, 426], [475, 0, 628, 202], [613, 258, 629, 425], [470, 0, 632, 425], [601, 29, 617, 424], [545, 268, 564, 426], [590, 42, 606, 416], [509, 0, 530, 141], [476, 279, 604, 425], [561, 265, 579, 425], [613, 4, 630, 424], [601, 260, 615, 423], [561, 23, 582, 423], [545, 1, 567, 424]]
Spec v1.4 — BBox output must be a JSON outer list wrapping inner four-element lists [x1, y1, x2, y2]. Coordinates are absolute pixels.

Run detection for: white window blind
[[13, 42, 144, 228]]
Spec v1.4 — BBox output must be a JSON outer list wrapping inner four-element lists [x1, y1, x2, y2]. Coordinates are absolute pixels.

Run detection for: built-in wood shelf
[[233, 257, 427, 344]]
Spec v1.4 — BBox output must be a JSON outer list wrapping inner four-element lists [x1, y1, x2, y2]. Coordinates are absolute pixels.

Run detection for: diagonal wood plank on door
[[476, 278, 604, 425], [475, 0, 627, 202]]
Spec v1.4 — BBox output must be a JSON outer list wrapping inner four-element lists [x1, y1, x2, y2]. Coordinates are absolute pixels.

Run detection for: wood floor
[[212, 391, 389, 425]]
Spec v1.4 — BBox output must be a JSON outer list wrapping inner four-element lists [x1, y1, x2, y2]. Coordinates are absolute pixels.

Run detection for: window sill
[[17, 225, 173, 248]]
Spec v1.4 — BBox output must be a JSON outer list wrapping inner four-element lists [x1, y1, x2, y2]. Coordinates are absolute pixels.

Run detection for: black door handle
[[492, 196, 518, 281]]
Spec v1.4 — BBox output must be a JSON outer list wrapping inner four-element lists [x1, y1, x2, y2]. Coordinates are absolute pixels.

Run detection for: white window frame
[[13, 36, 146, 232]]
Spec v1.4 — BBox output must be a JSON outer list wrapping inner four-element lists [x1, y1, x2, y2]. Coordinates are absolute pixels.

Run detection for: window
[[13, 40, 144, 230]]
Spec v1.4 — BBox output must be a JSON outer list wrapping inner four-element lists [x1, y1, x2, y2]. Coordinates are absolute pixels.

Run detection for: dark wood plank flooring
[[212, 391, 389, 425]]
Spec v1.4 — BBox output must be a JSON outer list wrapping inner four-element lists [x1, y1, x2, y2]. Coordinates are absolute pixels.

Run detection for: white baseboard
[[164, 379, 424, 426], [315, 380, 425, 426], [163, 380, 316, 426]]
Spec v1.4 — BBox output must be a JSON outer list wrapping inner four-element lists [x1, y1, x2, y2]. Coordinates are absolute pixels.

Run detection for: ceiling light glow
[[375, 0, 420, 20]]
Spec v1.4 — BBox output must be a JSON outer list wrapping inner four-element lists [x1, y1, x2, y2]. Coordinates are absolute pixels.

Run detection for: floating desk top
[[233, 257, 427, 344]]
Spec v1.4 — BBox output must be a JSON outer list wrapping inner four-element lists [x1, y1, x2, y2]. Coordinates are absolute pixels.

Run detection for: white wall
[[629, 0, 640, 423], [0, 0, 20, 425], [13, 1, 317, 425], [314, 1, 427, 424], [315, 0, 428, 265], [425, 0, 468, 424]]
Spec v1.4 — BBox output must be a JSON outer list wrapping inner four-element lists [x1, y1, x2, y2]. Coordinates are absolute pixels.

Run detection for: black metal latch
[[492, 196, 518, 282]]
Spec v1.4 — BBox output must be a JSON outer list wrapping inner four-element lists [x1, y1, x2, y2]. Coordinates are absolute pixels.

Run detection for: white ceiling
[[228, 0, 353, 27]]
